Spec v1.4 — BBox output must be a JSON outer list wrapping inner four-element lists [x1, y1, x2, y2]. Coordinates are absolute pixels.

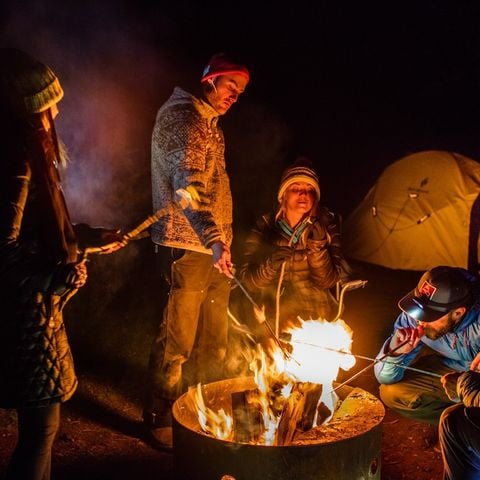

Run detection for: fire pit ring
[[172, 376, 384, 480]]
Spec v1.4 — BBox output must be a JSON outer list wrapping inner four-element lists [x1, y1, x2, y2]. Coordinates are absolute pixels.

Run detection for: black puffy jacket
[[237, 208, 352, 333]]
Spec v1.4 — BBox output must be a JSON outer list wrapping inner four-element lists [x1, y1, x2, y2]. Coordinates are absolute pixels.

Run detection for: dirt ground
[[0, 259, 445, 479]]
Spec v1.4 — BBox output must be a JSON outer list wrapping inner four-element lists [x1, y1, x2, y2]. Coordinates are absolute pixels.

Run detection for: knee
[[440, 404, 463, 439], [211, 347, 227, 362], [379, 383, 426, 411], [379, 383, 413, 408]]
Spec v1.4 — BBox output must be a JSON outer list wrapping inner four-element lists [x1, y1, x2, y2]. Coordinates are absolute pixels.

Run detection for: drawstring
[[274, 218, 312, 336]]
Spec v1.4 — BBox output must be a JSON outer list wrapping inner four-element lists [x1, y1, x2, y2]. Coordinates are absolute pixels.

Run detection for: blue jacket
[[374, 304, 480, 384]]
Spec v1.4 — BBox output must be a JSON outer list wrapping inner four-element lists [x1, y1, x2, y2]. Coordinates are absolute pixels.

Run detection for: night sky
[[2, 0, 480, 235]]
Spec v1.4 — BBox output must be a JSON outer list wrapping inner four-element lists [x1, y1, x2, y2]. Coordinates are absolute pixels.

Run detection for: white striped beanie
[[277, 163, 321, 201]]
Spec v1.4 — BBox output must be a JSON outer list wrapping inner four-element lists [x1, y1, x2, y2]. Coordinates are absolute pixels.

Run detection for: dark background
[[3, 1, 480, 228], [2, 0, 480, 372]]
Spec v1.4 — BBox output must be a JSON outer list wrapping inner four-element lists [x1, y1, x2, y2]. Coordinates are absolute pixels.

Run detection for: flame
[[187, 384, 233, 440], [283, 318, 356, 422], [191, 317, 355, 444], [253, 303, 266, 324]]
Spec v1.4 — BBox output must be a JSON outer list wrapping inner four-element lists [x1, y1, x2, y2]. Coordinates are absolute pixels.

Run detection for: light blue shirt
[[374, 303, 480, 384]]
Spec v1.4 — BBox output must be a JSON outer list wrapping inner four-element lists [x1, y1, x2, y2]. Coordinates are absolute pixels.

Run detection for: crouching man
[[374, 266, 480, 425]]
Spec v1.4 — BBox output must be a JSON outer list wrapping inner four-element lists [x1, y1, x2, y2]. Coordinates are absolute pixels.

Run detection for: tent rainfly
[[343, 150, 480, 272]]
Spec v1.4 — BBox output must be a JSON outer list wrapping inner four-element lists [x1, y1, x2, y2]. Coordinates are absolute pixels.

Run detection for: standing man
[[374, 266, 480, 425], [143, 53, 250, 450]]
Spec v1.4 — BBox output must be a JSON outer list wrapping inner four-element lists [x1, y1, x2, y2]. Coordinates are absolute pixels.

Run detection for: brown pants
[[144, 248, 230, 424], [379, 354, 456, 425]]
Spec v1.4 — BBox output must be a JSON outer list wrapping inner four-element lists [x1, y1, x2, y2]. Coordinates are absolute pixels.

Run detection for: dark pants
[[440, 404, 480, 480], [6, 403, 60, 480], [144, 247, 230, 426]]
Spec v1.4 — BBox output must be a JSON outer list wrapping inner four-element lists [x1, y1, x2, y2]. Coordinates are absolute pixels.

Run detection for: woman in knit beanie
[[236, 157, 353, 342], [0, 48, 121, 480]]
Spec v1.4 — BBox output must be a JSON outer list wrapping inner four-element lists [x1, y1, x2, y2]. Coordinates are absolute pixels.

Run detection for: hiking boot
[[143, 409, 174, 452]]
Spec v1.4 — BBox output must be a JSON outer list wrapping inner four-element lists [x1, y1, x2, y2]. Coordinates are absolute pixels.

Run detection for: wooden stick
[[82, 207, 169, 257]]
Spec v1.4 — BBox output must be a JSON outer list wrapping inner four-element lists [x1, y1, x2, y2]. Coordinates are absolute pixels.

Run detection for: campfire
[[187, 318, 356, 446], [172, 318, 385, 480]]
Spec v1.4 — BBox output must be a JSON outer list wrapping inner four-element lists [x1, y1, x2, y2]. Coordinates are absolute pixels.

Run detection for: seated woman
[[237, 159, 352, 339]]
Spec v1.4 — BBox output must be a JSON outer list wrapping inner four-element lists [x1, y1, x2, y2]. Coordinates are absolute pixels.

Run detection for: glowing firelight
[[284, 318, 356, 422], [187, 384, 233, 440], [191, 318, 356, 445]]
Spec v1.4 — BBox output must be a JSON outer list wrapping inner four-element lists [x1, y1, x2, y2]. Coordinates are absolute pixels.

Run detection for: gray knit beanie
[[0, 48, 64, 115]]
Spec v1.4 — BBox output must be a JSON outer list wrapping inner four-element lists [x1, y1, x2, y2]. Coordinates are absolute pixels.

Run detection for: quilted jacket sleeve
[[238, 216, 280, 290], [305, 218, 339, 289], [313, 208, 354, 283], [457, 371, 480, 407]]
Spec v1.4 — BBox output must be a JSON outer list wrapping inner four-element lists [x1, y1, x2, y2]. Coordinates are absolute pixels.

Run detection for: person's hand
[[387, 325, 424, 356], [70, 261, 88, 289], [52, 261, 88, 294], [470, 351, 480, 372], [441, 371, 462, 402], [269, 246, 294, 270], [211, 242, 233, 278], [95, 229, 127, 254]]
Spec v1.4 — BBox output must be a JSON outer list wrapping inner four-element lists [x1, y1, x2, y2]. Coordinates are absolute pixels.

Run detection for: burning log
[[232, 389, 262, 444], [332, 387, 368, 421], [275, 382, 324, 446]]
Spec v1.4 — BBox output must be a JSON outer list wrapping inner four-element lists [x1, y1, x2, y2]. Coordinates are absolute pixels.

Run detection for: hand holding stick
[[330, 336, 416, 393], [82, 207, 169, 258]]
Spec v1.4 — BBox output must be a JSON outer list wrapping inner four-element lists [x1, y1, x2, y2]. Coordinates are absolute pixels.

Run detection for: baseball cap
[[398, 266, 474, 322]]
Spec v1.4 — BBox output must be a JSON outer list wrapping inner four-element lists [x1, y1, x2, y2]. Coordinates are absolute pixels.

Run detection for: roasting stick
[[82, 207, 169, 258], [231, 273, 300, 365], [329, 337, 418, 393], [81, 187, 202, 259], [291, 341, 442, 379], [227, 309, 257, 345]]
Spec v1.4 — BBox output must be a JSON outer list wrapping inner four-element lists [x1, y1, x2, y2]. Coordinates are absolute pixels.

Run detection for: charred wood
[[275, 382, 323, 445], [232, 389, 262, 444]]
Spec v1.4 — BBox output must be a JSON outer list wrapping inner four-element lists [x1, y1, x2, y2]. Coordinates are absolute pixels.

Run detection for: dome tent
[[343, 151, 480, 272]]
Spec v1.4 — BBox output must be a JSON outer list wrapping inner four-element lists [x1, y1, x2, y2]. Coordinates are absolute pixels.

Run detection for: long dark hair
[[1, 105, 78, 263]]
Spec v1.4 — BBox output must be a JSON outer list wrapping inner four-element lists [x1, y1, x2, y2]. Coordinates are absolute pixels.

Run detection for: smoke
[[1, 0, 180, 229], [0, 0, 299, 314]]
